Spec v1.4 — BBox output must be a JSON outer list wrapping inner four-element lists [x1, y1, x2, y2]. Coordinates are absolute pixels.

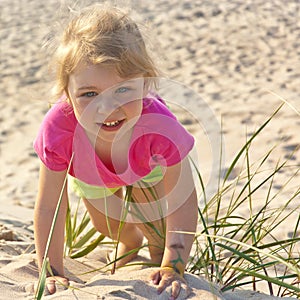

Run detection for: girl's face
[[68, 64, 144, 143]]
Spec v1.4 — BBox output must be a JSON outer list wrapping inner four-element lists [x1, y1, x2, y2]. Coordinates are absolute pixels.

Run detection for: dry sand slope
[[0, 0, 299, 299]]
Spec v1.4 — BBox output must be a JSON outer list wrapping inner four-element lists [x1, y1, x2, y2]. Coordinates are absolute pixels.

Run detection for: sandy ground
[[0, 0, 299, 299]]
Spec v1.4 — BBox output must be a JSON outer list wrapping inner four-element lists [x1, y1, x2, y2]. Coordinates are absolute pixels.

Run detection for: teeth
[[103, 120, 120, 127]]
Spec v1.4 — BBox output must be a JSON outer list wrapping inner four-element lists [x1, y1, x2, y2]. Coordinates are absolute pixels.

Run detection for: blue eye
[[83, 91, 97, 97], [116, 87, 130, 94]]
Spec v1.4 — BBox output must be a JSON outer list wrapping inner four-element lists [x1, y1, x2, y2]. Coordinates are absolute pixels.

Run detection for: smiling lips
[[103, 120, 121, 127], [97, 119, 125, 131]]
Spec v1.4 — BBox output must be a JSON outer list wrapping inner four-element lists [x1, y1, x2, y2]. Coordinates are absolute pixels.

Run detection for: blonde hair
[[51, 3, 159, 99]]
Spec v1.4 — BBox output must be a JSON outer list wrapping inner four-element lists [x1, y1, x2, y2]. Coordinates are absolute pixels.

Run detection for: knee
[[83, 197, 124, 239], [91, 217, 121, 240]]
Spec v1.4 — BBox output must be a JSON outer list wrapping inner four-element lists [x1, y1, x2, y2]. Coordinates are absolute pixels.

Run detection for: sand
[[0, 0, 299, 299]]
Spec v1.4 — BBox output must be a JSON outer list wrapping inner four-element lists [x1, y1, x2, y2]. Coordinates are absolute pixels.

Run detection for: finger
[[157, 277, 171, 294], [46, 279, 56, 294], [56, 278, 69, 291], [176, 281, 192, 299], [57, 277, 69, 288], [150, 271, 161, 285], [171, 280, 181, 299]]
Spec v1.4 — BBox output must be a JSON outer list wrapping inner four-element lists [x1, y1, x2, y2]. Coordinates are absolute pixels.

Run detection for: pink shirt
[[34, 95, 194, 188]]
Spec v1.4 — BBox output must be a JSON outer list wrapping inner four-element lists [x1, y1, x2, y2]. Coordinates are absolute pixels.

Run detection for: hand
[[34, 276, 69, 295], [150, 267, 190, 300]]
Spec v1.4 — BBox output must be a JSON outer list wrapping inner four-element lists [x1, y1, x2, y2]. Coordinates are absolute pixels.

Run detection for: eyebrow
[[77, 86, 98, 91], [77, 79, 140, 91]]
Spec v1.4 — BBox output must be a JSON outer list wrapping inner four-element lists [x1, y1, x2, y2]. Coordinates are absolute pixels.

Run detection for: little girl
[[34, 3, 197, 299]]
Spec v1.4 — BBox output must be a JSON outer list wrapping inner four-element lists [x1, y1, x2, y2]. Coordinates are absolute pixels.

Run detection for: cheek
[[124, 100, 142, 117], [70, 97, 94, 116], [70, 102, 85, 121], [72, 101, 97, 127]]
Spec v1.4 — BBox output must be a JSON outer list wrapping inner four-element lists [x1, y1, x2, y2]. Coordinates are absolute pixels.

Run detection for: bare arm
[[162, 157, 197, 272], [151, 157, 198, 297], [34, 162, 68, 277]]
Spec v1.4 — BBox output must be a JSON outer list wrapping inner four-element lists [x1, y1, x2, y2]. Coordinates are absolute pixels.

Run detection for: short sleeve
[[149, 116, 194, 167], [33, 102, 75, 171], [131, 97, 194, 171]]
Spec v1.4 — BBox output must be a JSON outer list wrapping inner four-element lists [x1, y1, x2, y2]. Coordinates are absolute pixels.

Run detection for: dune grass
[[35, 103, 300, 299], [187, 103, 300, 297]]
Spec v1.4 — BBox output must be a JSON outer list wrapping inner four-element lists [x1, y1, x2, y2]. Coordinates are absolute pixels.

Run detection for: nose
[[96, 96, 119, 114]]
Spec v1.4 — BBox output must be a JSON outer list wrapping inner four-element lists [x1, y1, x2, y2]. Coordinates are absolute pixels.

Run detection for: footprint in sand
[[282, 143, 299, 152]]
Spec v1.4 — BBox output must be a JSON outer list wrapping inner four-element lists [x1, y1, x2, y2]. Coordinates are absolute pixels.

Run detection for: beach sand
[[0, 0, 299, 299]]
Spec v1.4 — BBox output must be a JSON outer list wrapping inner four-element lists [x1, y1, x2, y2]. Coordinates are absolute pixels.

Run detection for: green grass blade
[[72, 227, 98, 249], [215, 242, 259, 265], [204, 233, 300, 276], [70, 234, 105, 259], [35, 257, 49, 299], [35, 153, 74, 299], [189, 156, 207, 204], [222, 103, 284, 184], [198, 207, 222, 282], [64, 202, 73, 256], [74, 212, 92, 237], [222, 266, 300, 294]]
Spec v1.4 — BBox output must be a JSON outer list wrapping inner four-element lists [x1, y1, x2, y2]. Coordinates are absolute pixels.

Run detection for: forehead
[[69, 64, 125, 91]]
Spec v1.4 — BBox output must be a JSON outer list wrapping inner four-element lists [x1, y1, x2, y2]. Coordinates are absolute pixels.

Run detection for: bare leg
[[82, 191, 143, 267], [136, 220, 165, 265], [131, 183, 166, 265]]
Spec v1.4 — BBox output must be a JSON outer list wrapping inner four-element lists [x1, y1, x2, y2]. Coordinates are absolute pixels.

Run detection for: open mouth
[[97, 119, 125, 131], [103, 120, 121, 127]]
